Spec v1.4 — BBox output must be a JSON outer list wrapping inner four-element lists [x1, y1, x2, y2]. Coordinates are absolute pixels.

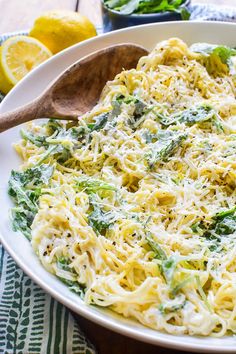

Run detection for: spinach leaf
[[22, 122, 87, 165], [159, 295, 186, 315], [87, 113, 109, 131], [104, 0, 188, 17], [214, 215, 236, 235], [37, 126, 87, 164], [190, 43, 236, 74], [104, 0, 129, 10], [57, 257, 85, 298], [11, 207, 35, 240], [171, 276, 192, 296], [161, 255, 179, 284], [21, 129, 48, 147], [8, 165, 54, 208], [146, 130, 187, 169], [154, 104, 217, 128], [88, 206, 118, 234], [195, 275, 212, 313], [8, 164, 54, 239], [177, 104, 216, 126], [208, 207, 236, 236], [57, 256, 72, 272], [146, 234, 167, 260], [130, 98, 147, 126], [88, 194, 121, 234], [191, 207, 236, 251], [142, 130, 158, 144], [120, 0, 141, 15], [76, 176, 117, 194], [214, 206, 236, 220], [112, 94, 147, 128]]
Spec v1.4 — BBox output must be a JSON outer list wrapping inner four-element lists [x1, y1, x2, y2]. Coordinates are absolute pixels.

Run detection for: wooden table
[[0, 0, 235, 353]]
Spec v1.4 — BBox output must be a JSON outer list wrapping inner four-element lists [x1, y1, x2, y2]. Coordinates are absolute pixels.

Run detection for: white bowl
[[1, 21, 236, 353]]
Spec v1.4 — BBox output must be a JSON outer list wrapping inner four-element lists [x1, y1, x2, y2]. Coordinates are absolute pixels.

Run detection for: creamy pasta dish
[[9, 38, 236, 337]]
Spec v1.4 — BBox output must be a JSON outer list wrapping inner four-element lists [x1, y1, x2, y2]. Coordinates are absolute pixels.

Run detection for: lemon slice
[[0, 35, 52, 94]]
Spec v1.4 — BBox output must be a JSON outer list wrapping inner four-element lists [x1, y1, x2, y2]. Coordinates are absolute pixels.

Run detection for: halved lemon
[[0, 35, 52, 94]]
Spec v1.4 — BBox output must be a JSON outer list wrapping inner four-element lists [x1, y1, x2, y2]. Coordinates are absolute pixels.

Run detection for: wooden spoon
[[0, 43, 148, 133]]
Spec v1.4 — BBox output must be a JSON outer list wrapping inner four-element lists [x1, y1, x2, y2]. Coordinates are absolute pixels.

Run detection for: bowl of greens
[[102, 0, 191, 31]]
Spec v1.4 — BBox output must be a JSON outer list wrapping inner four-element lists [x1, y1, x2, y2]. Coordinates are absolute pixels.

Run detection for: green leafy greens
[[76, 176, 117, 194], [159, 294, 186, 315], [192, 207, 236, 251], [57, 257, 85, 297], [145, 130, 187, 169], [190, 43, 236, 75], [154, 104, 220, 129], [146, 234, 167, 261], [8, 164, 54, 239], [103, 0, 190, 20], [88, 203, 119, 234], [87, 112, 109, 131], [111, 94, 148, 128], [145, 234, 183, 290], [21, 121, 87, 165]]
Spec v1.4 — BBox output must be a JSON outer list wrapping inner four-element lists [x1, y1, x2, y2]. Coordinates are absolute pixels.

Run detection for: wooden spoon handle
[[0, 100, 41, 133]]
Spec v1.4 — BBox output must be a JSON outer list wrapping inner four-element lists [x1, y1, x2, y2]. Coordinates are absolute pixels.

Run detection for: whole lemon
[[29, 10, 97, 54]]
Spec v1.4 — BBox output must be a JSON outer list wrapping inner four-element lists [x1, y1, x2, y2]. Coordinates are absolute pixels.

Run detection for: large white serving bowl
[[1, 21, 236, 353]]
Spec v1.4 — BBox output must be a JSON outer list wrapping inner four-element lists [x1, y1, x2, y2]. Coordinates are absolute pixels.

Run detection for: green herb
[[11, 207, 35, 240], [178, 104, 216, 125], [142, 130, 158, 144], [159, 295, 186, 315], [155, 104, 218, 128], [104, 0, 189, 19], [21, 129, 48, 147], [22, 122, 87, 165], [76, 176, 117, 194], [146, 131, 187, 169], [132, 98, 147, 121], [161, 256, 179, 284], [38, 125, 87, 164], [190, 43, 236, 75], [146, 234, 167, 260], [88, 206, 118, 234], [8, 164, 54, 239], [87, 96, 145, 132], [57, 256, 72, 272], [87, 112, 109, 131], [207, 207, 236, 236], [171, 276, 193, 296], [214, 215, 236, 235], [57, 257, 85, 298], [195, 275, 212, 313], [191, 207, 236, 251], [214, 206, 236, 220], [112, 94, 147, 128], [216, 216, 236, 235]]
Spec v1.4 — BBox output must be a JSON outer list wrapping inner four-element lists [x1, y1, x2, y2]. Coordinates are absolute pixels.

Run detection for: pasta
[[9, 38, 236, 336]]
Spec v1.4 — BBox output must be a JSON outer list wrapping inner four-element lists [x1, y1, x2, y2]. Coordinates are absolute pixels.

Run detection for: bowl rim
[[101, 0, 191, 18]]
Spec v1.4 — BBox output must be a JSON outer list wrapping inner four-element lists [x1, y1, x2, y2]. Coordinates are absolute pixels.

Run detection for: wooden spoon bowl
[[0, 43, 148, 133]]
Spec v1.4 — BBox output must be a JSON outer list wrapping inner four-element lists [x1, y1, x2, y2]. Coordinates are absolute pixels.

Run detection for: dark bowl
[[102, 0, 191, 32]]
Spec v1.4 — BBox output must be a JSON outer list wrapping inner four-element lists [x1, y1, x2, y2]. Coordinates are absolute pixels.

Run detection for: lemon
[[0, 36, 52, 94], [30, 10, 97, 54]]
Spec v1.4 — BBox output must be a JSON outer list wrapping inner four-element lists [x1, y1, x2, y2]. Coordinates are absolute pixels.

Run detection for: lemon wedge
[[0, 35, 52, 94], [30, 10, 97, 54]]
